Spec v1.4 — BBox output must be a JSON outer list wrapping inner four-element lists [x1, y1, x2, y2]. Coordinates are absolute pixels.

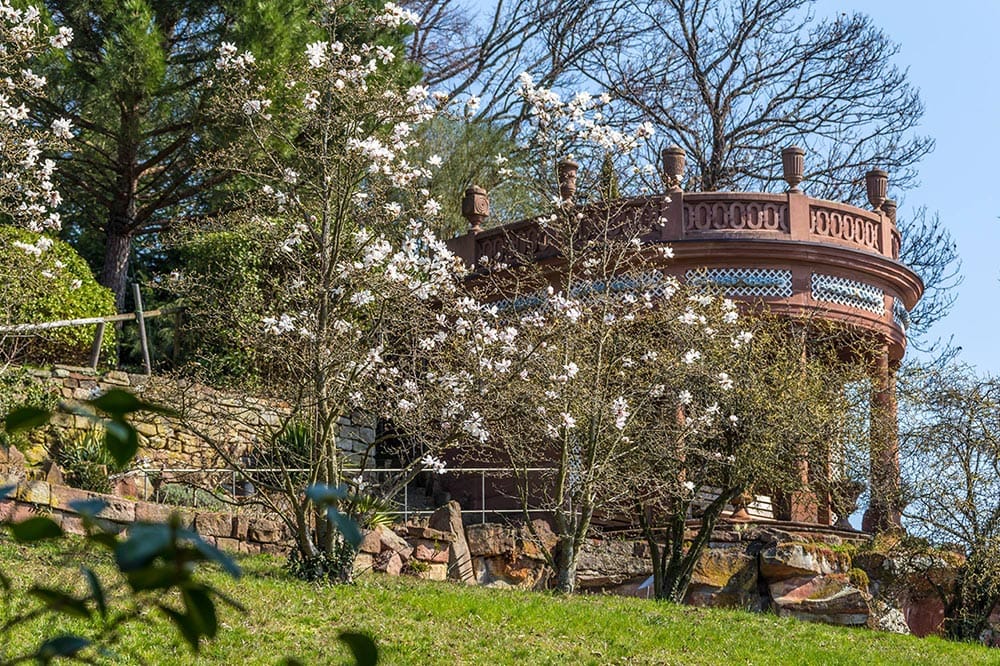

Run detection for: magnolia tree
[[171, 1, 512, 580], [622, 320, 870, 602], [0, 1, 70, 235], [462, 76, 718, 593], [467, 76, 868, 594], [0, 2, 82, 361]]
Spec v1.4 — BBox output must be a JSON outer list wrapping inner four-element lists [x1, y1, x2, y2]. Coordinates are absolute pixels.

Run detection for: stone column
[[862, 344, 902, 532]]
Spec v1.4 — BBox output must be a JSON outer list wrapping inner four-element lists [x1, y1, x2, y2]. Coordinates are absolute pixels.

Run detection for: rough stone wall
[[0, 477, 291, 556], [19, 366, 375, 468]]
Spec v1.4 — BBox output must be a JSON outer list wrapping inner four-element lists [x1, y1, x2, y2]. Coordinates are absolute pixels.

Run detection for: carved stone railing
[[808, 202, 883, 255], [460, 191, 899, 267], [683, 193, 789, 234]]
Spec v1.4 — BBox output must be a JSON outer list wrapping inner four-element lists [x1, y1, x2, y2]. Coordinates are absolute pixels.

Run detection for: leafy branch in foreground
[[1, 391, 377, 664]]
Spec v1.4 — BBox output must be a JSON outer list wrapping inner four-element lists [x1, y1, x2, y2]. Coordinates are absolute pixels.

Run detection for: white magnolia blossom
[[421, 453, 447, 475]]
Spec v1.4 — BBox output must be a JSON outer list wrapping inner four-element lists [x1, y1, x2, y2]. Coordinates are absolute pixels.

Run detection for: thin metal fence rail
[[119, 465, 559, 522]]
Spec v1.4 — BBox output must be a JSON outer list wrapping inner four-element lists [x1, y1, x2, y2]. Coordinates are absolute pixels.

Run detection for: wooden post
[[132, 283, 152, 375], [88, 322, 106, 369]]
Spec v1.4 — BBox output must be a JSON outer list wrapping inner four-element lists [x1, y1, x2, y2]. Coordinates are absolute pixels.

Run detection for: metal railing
[[117, 465, 558, 523]]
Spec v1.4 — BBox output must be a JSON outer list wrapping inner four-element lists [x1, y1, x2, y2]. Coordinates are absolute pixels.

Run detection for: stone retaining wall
[[0, 477, 292, 556], [19, 365, 375, 468]]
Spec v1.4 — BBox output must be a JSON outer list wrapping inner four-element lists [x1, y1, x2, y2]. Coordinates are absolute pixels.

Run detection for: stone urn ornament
[[830, 479, 866, 531], [729, 490, 755, 521]]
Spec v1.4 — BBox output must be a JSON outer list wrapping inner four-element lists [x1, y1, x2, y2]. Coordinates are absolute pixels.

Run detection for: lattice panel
[[893, 299, 910, 331], [684, 268, 793, 298], [811, 273, 885, 315], [492, 271, 675, 314]]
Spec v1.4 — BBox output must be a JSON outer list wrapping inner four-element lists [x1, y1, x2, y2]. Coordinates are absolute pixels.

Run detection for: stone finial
[[781, 146, 805, 193], [461, 185, 489, 233], [557, 158, 579, 204], [865, 169, 888, 210], [660, 145, 686, 192], [881, 198, 897, 225]]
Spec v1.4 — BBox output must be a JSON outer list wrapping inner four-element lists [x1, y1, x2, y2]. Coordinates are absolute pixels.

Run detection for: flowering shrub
[[175, 0, 506, 580], [0, 1, 70, 233]]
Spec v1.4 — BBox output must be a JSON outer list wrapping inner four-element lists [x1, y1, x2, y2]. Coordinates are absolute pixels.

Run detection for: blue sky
[[807, 0, 1000, 372]]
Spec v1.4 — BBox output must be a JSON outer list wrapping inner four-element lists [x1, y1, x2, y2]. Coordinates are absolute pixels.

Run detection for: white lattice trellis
[[684, 268, 793, 298], [893, 299, 910, 330], [811, 273, 885, 315], [492, 271, 677, 313]]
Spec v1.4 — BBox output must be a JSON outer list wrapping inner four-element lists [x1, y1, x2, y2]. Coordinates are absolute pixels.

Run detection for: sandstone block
[[249, 518, 282, 543], [429, 501, 475, 584], [359, 529, 382, 554], [195, 512, 235, 538], [406, 525, 454, 542], [17, 481, 50, 506], [377, 525, 412, 561], [466, 523, 515, 557], [760, 542, 852, 581], [134, 501, 173, 523], [413, 539, 450, 563], [770, 574, 869, 626], [685, 548, 761, 610], [353, 552, 374, 576], [519, 519, 558, 561], [374, 551, 403, 576], [417, 562, 448, 582]]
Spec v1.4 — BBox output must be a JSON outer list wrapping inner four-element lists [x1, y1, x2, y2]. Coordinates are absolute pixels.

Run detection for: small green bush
[[0, 226, 115, 364], [52, 429, 123, 494], [848, 567, 870, 591]]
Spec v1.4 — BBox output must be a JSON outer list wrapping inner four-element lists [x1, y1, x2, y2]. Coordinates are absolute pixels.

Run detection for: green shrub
[[52, 429, 123, 494], [0, 226, 116, 364], [848, 567, 870, 591]]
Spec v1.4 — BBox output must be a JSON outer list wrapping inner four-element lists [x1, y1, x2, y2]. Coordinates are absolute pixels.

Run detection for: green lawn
[[0, 538, 994, 665]]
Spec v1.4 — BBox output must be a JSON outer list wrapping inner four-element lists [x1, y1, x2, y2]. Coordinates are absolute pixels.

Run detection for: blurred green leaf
[[115, 523, 172, 571], [10, 516, 64, 542], [160, 605, 202, 652], [126, 565, 179, 592], [182, 529, 241, 578], [338, 632, 378, 666], [327, 506, 362, 550], [103, 419, 140, 468], [0, 484, 14, 499], [29, 587, 91, 619], [69, 498, 107, 518], [306, 483, 349, 504], [4, 406, 50, 433]]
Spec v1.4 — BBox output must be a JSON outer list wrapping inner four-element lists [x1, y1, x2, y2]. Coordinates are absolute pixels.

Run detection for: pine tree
[[34, 0, 318, 309]]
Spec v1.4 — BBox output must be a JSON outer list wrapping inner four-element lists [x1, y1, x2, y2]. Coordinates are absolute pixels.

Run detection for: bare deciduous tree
[[898, 362, 1000, 641]]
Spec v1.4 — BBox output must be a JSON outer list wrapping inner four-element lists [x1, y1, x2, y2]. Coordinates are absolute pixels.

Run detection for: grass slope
[[0, 538, 994, 665]]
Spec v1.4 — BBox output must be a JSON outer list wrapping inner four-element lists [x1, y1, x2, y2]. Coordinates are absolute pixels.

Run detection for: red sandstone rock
[[429, 501, 475, 584], [769, 574, 869, 626], [194, 512, 234, 538], [466, 523, 515, 557], [413, 539, 450, 563], [248, 518, 282, 543], [377, 525, 412, 561], [760, 542, 851, 580]]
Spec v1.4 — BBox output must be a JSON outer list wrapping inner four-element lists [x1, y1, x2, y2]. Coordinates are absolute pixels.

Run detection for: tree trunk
[[553, 536, 577, 594], [100, 224, 133, 312]]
